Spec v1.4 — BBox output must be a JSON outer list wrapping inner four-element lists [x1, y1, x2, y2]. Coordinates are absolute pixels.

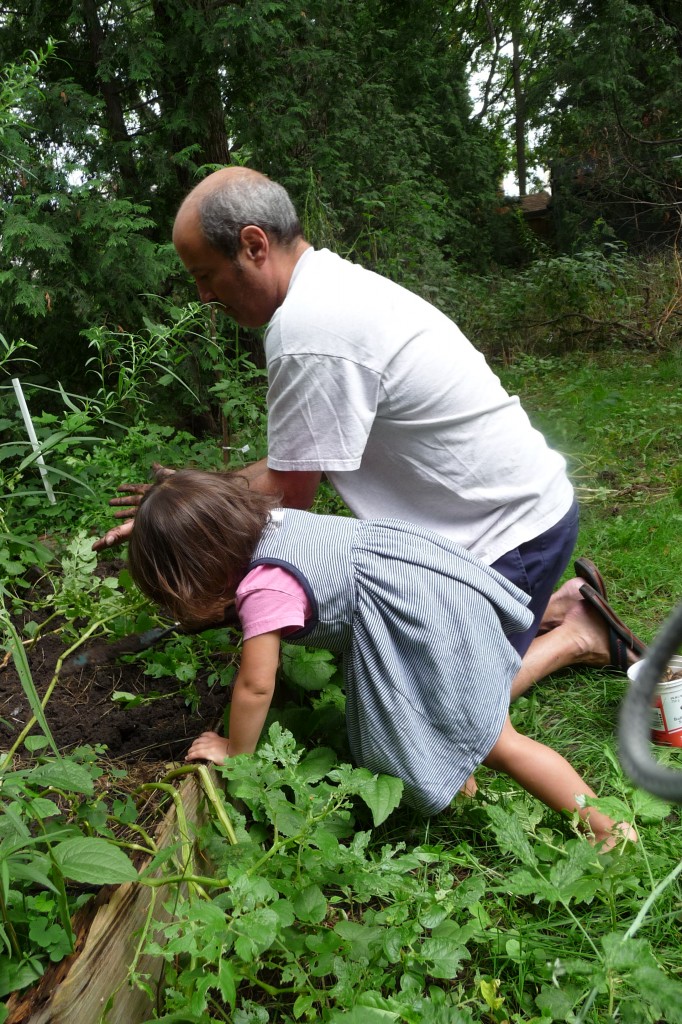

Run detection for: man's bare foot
[[554, 587, 643, 671], [539, 576, 586, 632]]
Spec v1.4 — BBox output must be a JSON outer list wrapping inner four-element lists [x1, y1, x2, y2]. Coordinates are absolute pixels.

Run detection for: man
[[95, 167, 645, 691]]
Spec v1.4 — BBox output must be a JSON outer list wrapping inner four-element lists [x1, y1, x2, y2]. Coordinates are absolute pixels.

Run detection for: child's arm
[[484, 717, 636, 849], [186, 631, 280, 763]]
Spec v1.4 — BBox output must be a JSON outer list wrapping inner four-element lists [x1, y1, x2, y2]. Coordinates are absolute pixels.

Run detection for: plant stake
[[11, 376, 56, 504]]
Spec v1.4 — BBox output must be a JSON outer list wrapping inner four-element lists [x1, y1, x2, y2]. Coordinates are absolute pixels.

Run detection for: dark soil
[[0, 563, 232, 765]]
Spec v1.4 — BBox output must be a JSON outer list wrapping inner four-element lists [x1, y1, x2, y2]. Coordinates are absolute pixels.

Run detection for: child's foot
[[459, 774, 478, 797], [186, 730, 230, 763]]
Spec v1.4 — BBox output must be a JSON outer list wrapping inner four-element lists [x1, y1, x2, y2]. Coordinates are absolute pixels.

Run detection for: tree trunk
[[512, 28, 527, 196], [81, 0, 139, 193]]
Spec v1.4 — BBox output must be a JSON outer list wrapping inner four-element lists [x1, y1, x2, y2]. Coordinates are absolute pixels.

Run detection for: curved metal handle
[[618, 600, 682, 802]]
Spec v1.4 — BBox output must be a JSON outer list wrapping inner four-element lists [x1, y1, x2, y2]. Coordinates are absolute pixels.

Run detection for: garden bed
[[0, 559, 232, 763], [0, 557, 235, 1021], [0, 625, 228, 763], [4, 771, 211, 1024]]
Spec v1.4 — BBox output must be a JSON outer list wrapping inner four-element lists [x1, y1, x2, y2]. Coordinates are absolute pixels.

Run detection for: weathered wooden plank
[[6, 772, 209, 1024]]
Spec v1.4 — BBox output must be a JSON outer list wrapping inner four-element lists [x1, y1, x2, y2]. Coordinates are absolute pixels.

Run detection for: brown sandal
[[574, 557, 608, 600], [579, 583, 647, 673]]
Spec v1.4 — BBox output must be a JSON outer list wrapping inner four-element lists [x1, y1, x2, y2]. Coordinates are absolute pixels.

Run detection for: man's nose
[[197, 283, 217, 303]]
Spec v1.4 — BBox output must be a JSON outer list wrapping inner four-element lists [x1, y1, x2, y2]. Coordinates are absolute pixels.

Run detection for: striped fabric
[[250, 510, 533, 815]]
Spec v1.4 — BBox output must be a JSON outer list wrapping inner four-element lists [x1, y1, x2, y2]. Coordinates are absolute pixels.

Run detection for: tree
[[1, 0, 510, 379], [539, 0, 682, 248]]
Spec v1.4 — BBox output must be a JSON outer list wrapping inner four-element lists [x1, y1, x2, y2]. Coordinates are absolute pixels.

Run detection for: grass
[[500, 349, 682, 632], [3, 343, 682, 1022], [359, 346, 682, 1021]]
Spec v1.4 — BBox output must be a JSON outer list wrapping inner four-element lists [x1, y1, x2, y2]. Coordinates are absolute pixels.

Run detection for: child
[[128, 469, 633, 848]]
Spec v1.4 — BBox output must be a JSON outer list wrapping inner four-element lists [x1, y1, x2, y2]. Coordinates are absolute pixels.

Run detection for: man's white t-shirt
[[265, 248, 574, 565]]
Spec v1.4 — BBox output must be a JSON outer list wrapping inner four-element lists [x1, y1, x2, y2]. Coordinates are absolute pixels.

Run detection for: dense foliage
[[1, 1, 681, 384]]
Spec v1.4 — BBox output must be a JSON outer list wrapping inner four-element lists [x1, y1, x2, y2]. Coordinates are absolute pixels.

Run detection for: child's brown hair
[[128, 469, 279, 626]]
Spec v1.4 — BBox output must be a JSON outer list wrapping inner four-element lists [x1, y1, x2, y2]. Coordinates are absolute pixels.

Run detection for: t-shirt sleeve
[[236, 564, 312, 640], [266, 353, 381, 471]]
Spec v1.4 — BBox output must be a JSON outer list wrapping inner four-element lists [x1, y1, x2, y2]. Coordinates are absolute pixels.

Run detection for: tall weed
[[449, 248, 682, 358]]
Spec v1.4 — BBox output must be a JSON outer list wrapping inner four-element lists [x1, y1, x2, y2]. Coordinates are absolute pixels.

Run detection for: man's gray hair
[[198, 175, 303, 258]]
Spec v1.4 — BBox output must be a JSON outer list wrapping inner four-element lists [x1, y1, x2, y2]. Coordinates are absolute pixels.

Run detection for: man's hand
[[92, 463, 175, 552], [92, 514, 136, 552]]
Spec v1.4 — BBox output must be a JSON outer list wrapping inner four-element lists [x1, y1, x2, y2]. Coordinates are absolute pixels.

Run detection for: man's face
[[173, 212, 275, 329]]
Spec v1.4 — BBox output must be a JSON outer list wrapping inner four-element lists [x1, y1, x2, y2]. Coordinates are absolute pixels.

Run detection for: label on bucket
[[654, 683, 682, 737], [629, 656, 682, 747], [651, 704, 665, 732]]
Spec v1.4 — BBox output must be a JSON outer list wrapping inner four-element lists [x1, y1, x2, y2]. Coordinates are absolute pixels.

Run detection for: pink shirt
[[236, 564, 313, 640]]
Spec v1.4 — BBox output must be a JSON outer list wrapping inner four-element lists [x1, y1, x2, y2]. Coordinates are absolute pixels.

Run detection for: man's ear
[[239, 225, 269, 265]]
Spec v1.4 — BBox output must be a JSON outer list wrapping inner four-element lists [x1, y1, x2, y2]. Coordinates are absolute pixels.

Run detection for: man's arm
[[92, 460, 322, 551], [235, 459, 321, 509]]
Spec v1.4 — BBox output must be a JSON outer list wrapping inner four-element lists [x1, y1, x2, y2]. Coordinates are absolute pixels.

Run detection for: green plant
[[0, 746, 138, 1002], [109, 722, 682, 1023], [128, 627, 240, 714], [452, 248, 682, 358]]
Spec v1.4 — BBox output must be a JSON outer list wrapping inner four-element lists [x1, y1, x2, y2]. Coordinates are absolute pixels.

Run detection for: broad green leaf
[[280, 643, 337, 690], [52, 837, 138, 885], [217, 958, 236, 1011], [293, 994, 316, 1019], [356, 773, 403, 826], [536, 982, 584, 1018], [0, 956, 43, 999], [631, 789, 672, 823], [28, 760, 95, 796], [272, 898, 296, 929], [296, 746, 337, 783], [483, 803, 538, 867], [8, 860, 58, 894], [233, 907, 280, 960], [420, 936, 469, 979], [24, 735, 50, 752], [329, 1009, 398, 1023], [292, 883, 328, 924], [548, 842, 601, 902], [334, 920, 384, 960], [261, 790, 308, 837], [630, 965, 682, 1023], [506, 868, 560, 904], [601, 933, 656, 972]]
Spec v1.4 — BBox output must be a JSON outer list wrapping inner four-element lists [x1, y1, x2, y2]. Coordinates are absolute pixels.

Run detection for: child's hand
[[595, 820, 638, 852], [185, 731, 230, 764]]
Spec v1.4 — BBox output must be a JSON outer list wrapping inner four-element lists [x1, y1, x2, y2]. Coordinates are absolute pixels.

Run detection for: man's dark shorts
[[491, 498, 580, 656]]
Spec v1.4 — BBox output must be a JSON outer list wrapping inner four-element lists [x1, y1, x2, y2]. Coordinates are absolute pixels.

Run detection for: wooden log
[[5, 772, 210, 1024]]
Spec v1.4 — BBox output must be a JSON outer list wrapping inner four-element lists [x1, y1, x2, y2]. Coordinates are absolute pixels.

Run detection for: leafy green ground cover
[[1, 344, 681, 1023]]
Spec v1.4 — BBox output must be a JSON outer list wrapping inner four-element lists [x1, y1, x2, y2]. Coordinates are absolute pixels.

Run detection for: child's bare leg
[[484, 717, 636, 848], [186, 731, 229, 763]]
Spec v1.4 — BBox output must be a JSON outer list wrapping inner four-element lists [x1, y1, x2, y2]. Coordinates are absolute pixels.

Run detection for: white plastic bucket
[[627, 654, 682, 747]]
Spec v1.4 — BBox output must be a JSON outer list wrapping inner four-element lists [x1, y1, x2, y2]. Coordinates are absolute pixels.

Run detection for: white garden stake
[[11, 377, 56, 504]]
